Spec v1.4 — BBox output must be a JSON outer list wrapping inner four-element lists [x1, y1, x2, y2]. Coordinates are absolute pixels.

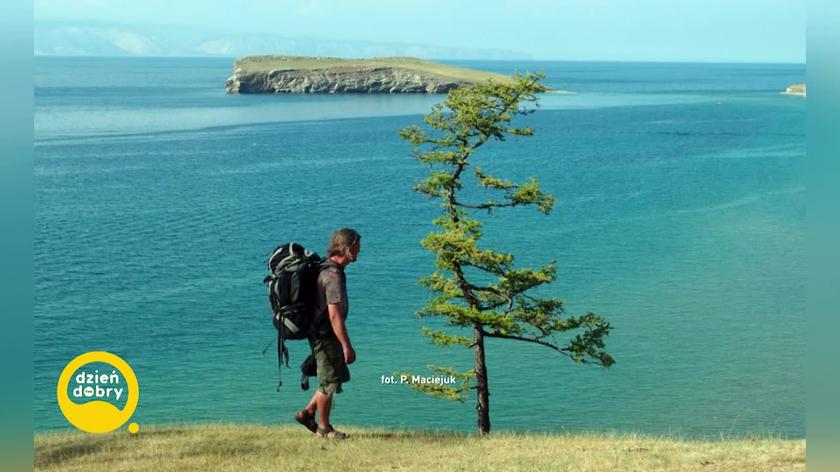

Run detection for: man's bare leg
[[316, 391, 333, 430], [295, 391, 320, 433], [304, 391, 318, 416]]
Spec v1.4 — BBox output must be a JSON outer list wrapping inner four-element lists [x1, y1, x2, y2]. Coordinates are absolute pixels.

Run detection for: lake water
[[34, 57, 805, 438]]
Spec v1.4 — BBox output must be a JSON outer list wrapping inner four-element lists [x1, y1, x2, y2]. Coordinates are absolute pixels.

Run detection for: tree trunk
[[474, 325, 490, 435]]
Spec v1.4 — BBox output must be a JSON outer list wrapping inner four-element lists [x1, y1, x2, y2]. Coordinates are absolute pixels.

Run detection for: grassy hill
[[234, 55, 517, 85], [35, 424, 805, 471]]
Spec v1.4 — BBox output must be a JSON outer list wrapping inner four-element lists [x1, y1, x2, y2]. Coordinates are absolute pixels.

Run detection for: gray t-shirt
[[315, 259, 348, 336]]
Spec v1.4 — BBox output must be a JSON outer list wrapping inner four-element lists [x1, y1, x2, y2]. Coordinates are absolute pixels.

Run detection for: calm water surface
[[34, 57, 805, 437]]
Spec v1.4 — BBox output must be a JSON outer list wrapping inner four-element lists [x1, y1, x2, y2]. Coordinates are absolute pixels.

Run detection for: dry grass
[[35, 423, 805, 472], [234, 55, 516, 84]]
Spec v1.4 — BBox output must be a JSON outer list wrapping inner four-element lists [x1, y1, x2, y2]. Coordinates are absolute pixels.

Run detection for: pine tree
[[398, 73, 614, 435]]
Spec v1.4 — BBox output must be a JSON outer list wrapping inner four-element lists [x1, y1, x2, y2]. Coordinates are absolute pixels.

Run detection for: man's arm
[[328, 303, 355, 364]]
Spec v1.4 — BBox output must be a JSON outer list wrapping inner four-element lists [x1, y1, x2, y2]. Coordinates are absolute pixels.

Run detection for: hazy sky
[[34, 0, 806, 62]]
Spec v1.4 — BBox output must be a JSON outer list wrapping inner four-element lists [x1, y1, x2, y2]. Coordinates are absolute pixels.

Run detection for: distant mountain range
[[34, 21, 529, 60]]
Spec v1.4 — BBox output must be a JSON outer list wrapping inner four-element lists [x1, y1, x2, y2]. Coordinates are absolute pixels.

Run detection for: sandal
[[294, 410, 318, 433], [317, 424, 349, 440]]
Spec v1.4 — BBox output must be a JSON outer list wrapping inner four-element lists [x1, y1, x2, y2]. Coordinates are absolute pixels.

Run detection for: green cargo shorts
[[309, 336, 350, 395]]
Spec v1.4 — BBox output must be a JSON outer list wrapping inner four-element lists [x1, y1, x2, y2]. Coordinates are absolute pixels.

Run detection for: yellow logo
[[56, 351, 140, 434]]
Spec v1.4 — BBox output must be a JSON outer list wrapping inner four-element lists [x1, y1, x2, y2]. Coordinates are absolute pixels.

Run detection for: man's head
[[327, 228, 361, 265]]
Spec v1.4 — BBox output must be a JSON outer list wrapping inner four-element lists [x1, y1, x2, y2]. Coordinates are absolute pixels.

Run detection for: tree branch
[[481, 329, 598, 365], [454, 201, 521, 211]]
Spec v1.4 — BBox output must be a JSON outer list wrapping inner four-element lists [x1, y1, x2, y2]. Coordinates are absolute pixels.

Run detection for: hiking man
[[295, 228, 360, 439]]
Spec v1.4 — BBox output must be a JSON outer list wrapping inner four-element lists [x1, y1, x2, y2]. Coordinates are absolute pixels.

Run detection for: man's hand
[[343, 344, 356, 365]]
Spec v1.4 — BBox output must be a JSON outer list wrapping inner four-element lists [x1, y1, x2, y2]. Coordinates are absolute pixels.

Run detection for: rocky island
[[225, 55, 516, 94], [783, 83, 806, 97]]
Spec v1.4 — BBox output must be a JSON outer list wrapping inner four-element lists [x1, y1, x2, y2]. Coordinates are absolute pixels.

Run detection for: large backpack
[[264, 243, 322, 389]]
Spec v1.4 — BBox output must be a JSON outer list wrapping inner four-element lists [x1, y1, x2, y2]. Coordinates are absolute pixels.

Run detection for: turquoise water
[[34, 57, 805, 437]]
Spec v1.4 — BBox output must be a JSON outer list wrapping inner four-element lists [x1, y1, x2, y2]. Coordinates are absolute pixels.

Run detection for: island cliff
[[783, 84, 806, 97], [225, 56, 515, 94]]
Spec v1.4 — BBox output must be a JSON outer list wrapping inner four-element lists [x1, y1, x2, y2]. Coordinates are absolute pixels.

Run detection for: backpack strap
[[276, 326, 290, 391], [311, 258, 343, 338]]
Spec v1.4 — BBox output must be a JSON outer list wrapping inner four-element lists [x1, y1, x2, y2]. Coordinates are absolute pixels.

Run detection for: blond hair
[[327, 228, 361, 258]]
